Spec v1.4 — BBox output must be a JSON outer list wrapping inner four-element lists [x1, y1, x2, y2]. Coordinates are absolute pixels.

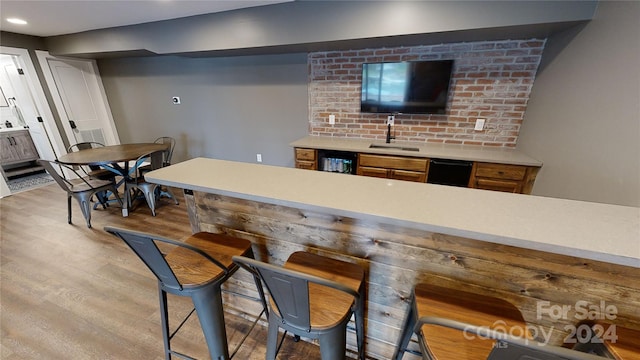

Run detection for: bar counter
[[146, 158, 640, 359]]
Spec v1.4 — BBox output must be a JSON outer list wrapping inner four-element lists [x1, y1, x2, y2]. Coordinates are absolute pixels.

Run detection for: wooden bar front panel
[[186, 191, 640, 360]]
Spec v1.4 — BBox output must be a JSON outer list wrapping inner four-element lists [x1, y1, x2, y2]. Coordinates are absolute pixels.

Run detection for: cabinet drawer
[[391, 169, 427, 183], [295, 161, 316, 170], [475, 163, 526, 181], [357, 166, 389, 179], [474, 178, 522, 193], [295, 148, 316, 161], [359, 154, 428, 172]]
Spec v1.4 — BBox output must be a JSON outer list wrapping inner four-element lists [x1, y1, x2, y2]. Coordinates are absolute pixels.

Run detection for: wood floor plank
[[1, 183, 324, 359]]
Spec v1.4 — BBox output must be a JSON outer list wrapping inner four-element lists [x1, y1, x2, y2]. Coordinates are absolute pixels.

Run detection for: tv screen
[[360, 60, 454, 114]]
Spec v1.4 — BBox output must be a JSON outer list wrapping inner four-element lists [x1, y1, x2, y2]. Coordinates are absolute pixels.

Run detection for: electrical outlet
[[256, 153, 262, 163], [387, 115, 395, 126], [474, 118, 485, 131], [172, 96, 181, 105], [329, 114, 335, 125]]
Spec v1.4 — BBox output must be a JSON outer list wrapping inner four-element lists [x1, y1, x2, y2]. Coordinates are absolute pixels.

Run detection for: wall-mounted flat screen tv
[[361, 60, 454, 114]]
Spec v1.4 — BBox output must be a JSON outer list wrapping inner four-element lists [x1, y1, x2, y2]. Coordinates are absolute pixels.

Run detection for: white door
[[0, 59, 53, 161], [36, 51, 119, 147]]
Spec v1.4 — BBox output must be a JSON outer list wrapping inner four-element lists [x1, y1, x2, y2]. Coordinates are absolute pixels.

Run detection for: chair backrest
[[232, 255, 358, 333], [105, 226, 231, 292], [154, 137, 175, 166], [38, 159, 74, 193], [67, 141, 105, 152], [68, 142, 105, 171], [414, 316, 607, 360], [129, 150, 164, 182]]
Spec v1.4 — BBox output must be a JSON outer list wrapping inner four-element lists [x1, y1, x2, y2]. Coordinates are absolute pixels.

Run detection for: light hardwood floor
[[0, 183, 324, 359]]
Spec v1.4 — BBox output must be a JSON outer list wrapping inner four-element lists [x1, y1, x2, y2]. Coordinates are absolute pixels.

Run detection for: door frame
[[35, 50, 120, 146]]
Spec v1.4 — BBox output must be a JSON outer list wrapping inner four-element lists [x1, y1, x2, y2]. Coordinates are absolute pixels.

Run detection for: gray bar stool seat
[[105, 226, 257, 360], [233, 251, 366, 360], [393, 283, 606, 360]]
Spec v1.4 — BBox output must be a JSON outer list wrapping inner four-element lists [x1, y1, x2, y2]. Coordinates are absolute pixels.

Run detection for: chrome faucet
[[385, 114, 395, 143]]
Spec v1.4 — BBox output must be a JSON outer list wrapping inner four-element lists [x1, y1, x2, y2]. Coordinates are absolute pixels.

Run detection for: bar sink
[[369, 144, 420, 152]]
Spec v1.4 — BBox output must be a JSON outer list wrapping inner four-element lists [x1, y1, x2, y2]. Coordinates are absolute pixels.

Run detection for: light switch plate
[[474, 118, 485, 131], [329, 114, 335, 125]]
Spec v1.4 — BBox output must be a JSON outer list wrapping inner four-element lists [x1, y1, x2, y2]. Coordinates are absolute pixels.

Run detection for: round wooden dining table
[[57, 143, 169, 216], [57, 143, 168, 168]]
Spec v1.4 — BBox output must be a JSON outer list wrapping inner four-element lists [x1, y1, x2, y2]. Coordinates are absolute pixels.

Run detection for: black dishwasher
[[426, 158, 473, 187]]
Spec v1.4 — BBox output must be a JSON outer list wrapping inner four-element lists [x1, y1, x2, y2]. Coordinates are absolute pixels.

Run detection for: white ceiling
[[0, 0, 293, 37]]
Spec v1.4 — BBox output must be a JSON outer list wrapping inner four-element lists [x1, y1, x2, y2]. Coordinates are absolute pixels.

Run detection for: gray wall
[[518, 1, 640, 206], [98, 53, 309, 167]]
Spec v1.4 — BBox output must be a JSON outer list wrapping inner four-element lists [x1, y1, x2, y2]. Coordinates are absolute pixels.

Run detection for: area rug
[[7, 172, 54, 194]]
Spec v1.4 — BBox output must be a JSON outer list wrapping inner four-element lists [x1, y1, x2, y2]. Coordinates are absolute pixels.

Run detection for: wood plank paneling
[[190, 191, 640, 360]]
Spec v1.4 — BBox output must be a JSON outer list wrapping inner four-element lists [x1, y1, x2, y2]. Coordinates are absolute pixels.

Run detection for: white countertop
[[290, 136, 543, 166], [147, 158, 639, 268], [0, 127, 28, 133]]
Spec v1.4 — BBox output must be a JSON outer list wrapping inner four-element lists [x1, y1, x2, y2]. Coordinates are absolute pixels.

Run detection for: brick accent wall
[[308, 39, 545, 147]]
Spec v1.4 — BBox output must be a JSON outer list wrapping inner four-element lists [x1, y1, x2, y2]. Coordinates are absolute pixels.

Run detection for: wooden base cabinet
[[468, 162, 539, 194], [294, 148, 317, 170], [357, 153, 429, 183], [293, 147, 540, 194]]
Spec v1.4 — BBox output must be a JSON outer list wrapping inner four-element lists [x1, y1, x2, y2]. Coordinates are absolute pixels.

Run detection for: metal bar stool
[[105, 226, 260, 360], [233, 251, 366, 360], [393, 283, 605, 360], [572, 321, 640, 359]]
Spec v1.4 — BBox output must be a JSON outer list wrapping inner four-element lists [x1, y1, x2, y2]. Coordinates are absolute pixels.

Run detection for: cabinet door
[[0, 135, 17, 164], [390, 169, 427, 182], [357, 166, 389, 179], [11, 131, 39, 161]]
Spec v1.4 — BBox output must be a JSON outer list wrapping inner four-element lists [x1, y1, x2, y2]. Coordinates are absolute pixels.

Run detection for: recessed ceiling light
[[7, 18, 28, 25]]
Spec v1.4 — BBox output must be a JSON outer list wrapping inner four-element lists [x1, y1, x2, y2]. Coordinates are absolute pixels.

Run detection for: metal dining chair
[[393, 283, 605, 360], [154, 136, 176, 167], [233, 251, 366, 360], [68, 141, 118, 205], [124, 150, 177, 216], [105, 226, 262, 360], [67, 141, 117, 182], [38, 159, 122, 228]]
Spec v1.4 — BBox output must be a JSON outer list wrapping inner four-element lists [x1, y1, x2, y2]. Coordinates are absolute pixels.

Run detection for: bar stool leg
[[355, 281, 366, 360], [392, 294, 417, 360], [319, 327, 348, 360], [191, 284, 229, 360], [266, 312, 280, 360], [158, 287, 171, 360]]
